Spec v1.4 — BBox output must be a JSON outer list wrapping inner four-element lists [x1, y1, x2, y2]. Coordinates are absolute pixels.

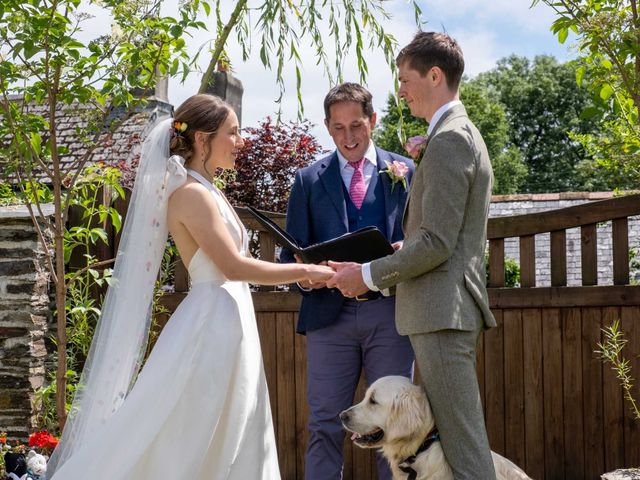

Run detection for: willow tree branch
[[199, 0, 247, 93]]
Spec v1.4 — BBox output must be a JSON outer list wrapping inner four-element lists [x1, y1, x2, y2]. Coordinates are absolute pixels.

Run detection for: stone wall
[[0, 205, 53, 439], [489, 192, 640, 286]]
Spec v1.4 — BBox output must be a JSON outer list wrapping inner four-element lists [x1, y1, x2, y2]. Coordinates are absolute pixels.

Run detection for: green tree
[[461, 80, 528, 195], [533, 0, 640, 189], [374, 80, 528, 194], [476, 55, 605, 192]]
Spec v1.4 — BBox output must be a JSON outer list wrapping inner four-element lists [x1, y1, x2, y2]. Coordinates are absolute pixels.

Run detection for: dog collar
[[398, 428, 440, 480]]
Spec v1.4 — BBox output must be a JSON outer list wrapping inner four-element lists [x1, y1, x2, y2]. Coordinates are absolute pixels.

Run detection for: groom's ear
[[430, 66, 446, 87]]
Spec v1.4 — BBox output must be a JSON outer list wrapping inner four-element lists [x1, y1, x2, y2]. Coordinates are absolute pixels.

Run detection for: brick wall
[[0, 205, 53, 439], [489, 192, 640, 286]]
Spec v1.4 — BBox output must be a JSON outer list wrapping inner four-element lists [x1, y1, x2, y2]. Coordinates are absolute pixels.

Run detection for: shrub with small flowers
[[0, 431, 57, 479]]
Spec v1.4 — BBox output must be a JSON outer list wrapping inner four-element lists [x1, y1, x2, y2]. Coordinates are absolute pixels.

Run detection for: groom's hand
[[326, 261, 369, 297]]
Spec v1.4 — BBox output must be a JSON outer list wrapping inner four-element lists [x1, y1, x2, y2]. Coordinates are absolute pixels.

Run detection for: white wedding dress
[[50, 175, 281, 479]]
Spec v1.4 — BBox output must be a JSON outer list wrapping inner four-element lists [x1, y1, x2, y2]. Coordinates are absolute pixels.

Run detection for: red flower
[[28, 431, 59, 450]]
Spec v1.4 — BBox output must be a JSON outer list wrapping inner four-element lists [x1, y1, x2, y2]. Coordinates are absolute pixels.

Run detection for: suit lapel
[[401, 104, 467, 229], [376, 148, 399, 239], [318, 152, 349, 230]]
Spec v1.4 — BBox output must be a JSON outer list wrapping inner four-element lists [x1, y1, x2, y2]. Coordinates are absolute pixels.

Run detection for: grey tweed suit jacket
[[370, 104, 497, 335]]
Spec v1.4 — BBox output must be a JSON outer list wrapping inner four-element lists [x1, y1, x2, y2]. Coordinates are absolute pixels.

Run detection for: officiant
[[280, 82, 415, 480]]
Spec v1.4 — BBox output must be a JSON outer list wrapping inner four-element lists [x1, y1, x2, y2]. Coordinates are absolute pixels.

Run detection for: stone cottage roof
[[2, 95, 173, 183]]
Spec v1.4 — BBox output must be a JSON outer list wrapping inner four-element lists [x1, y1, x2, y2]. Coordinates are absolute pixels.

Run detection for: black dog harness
[[397, 428, 440, 480]]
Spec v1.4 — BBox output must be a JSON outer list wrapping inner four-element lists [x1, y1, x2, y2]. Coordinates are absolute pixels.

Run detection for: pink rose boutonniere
[[380, 160, 409, 192], [404, 135, 428, 164]]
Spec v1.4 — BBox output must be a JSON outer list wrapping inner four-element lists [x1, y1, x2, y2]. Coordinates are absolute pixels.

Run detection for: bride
[[47, 94, 333, 479]]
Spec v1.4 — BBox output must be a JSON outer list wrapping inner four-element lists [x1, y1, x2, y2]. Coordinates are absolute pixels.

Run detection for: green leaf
[[29, 132, 42, 156], [576, 65, 585, 87], [600, 84, 614, 100], [110, 209, 122, 232], [580, 106, 601, 120], [23, 41, 39, 60], [558, 27, 568, 44], [202, 1, 211, 16]]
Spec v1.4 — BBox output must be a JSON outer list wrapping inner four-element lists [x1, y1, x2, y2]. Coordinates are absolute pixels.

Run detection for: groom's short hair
[[397, 31, 464, 91], [324, 82, 374, 120]]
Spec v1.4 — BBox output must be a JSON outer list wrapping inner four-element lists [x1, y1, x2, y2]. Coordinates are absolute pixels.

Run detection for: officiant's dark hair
[[170, 94, 232, 166], [397, 31, 464, 91], [324, 83, 374, 120]]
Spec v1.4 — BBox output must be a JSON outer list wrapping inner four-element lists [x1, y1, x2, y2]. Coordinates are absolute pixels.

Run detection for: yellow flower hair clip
[[173, 121, 188, 133]]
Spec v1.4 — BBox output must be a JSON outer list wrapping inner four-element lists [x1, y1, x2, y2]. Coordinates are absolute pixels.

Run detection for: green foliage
[[484, 254, 521, 288], [476, 55, 606, 192], [0, 181, 54, 206], [63, 164, 125, 265], [0, 183, 20, 206], [596, 319, 640, 421], [533, 0, 640, 188], [33, 165, 124, 432], [373, 80, 529, 195]]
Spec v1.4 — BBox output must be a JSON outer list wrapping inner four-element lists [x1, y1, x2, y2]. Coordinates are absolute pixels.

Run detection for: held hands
[[296, 255, 331, 289], [325, 261, 369, 298], [296, 255, 371, 298], [304, 263, 334, 286]]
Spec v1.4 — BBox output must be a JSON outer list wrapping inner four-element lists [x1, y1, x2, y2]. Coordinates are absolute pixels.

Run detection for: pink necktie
[[348, 158, 366, 209]]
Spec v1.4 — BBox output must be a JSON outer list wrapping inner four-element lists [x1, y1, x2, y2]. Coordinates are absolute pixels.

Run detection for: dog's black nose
[[339, 411, 350, 423]]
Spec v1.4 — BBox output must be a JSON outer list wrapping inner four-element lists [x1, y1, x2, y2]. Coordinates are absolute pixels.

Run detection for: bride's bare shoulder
[[168, 178, 217, 218], [170, 178, 208, 200]]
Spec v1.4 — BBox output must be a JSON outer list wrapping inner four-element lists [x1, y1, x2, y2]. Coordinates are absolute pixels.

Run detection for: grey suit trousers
[[409, 315, 496, 480]]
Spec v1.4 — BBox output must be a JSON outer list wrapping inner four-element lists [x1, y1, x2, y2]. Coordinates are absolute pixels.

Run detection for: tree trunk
[[53, 173, 68, 430]]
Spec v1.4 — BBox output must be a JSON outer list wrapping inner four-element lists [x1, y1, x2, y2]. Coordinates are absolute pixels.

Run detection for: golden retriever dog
[[340, 376, 531, 480]]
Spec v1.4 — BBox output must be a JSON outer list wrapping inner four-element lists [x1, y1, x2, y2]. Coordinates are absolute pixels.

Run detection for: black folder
[[247, 207, 395, 264]]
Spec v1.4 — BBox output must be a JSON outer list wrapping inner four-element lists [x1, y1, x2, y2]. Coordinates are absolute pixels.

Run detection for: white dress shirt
[[336, 141, 378, 191], [361, 101, 462, 292]]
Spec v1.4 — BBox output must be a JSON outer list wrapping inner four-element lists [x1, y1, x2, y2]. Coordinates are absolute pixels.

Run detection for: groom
[[281, 82, 415, 479], [328, 32, 498, 479]]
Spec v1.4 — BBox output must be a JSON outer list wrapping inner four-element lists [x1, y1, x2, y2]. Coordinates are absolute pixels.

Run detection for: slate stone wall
[[0, 205, 53, 439]]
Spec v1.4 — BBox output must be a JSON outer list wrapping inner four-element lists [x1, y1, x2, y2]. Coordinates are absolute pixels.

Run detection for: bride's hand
[[305, 264, 334, 285]]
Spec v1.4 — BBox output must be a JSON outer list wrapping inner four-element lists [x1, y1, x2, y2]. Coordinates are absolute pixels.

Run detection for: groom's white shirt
[[361, 100, 462, 291]]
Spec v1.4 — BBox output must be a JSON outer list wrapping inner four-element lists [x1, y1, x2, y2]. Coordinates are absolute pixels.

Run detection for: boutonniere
[[380, 160, 409, 192], [404, 135, 428, 165]]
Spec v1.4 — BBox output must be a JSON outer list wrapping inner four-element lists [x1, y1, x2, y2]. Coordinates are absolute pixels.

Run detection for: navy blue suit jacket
[[280, 147, 414, 334]]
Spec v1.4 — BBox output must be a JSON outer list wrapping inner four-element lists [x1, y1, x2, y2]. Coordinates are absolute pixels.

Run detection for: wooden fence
[[80, 192, 640, 480]]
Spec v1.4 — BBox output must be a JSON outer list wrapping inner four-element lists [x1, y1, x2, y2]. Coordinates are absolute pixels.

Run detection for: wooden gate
[[483, 193, 640, 480]]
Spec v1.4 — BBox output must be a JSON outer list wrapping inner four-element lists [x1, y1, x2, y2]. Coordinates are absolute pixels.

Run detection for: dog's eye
[[369, 396, 377, 405]]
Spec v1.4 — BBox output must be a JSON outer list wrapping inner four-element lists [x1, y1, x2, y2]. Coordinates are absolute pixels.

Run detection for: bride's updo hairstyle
[[169, 94, 232, 167]]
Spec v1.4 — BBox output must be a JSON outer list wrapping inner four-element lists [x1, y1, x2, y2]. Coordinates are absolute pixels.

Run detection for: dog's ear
[[386, 384, 431, 442]]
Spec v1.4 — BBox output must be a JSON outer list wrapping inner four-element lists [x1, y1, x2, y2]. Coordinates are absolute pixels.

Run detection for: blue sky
[[170, 1, 575, 149]]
